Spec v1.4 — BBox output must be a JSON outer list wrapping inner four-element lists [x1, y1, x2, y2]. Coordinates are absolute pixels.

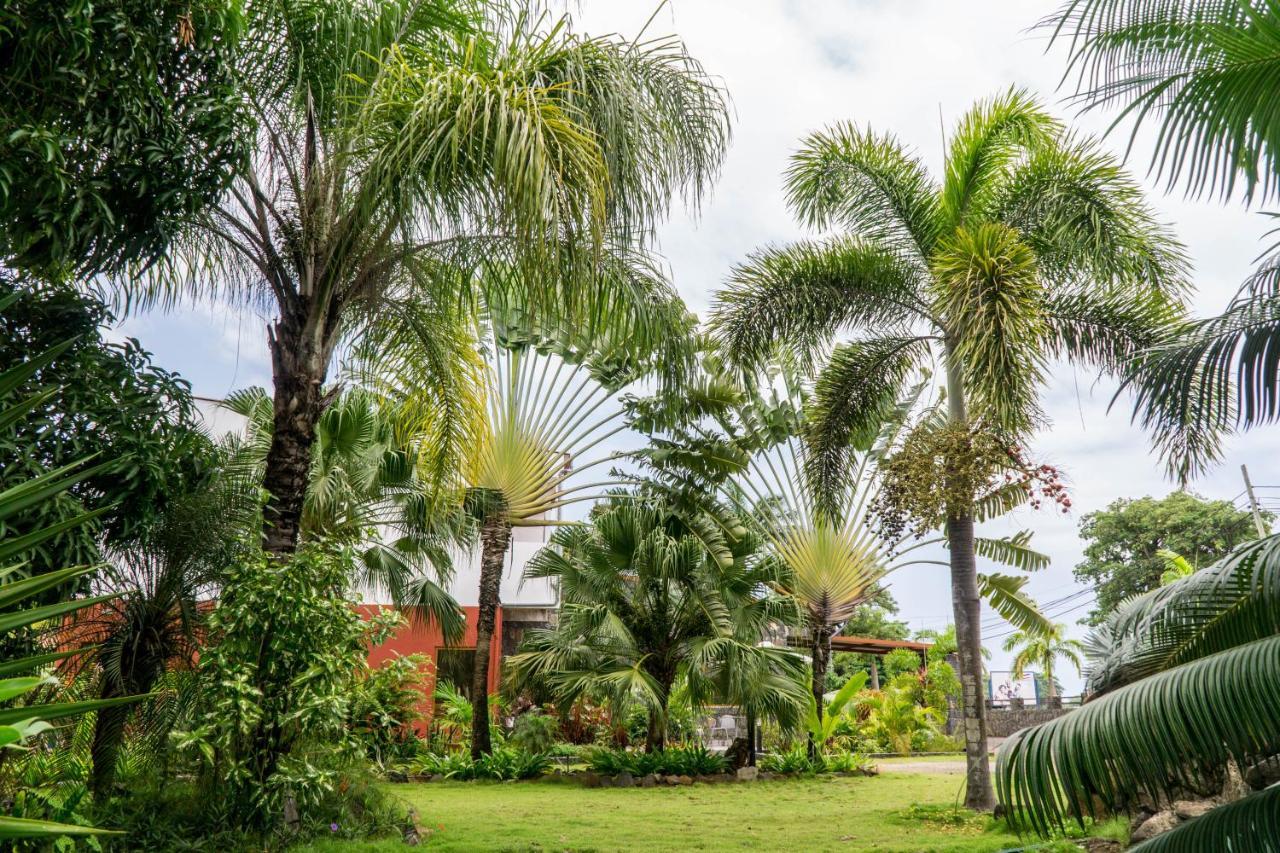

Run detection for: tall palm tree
[[507, 496, 807, 753], [1044, 0, 1280, 480], [122, 1, 730, 557], [710, 90, 1188, 807], [1000, 623, 1084, 700]]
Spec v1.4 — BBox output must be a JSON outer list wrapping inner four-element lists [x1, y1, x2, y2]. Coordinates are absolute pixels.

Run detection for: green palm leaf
[[996, 634, 1280, 838]]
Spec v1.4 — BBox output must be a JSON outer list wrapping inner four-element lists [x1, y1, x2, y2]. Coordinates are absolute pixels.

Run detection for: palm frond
[[711, 238, 931, 372], [977, 572, 1054, 635], [1044, 0, 1280, 204], [973, 532, 1052, 573], [996, 634, 1280, 837], [785, 122, 942, 258]]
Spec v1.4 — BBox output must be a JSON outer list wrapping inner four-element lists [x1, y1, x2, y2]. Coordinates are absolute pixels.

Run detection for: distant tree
[[1001, 623, 1084, 700], [826, 596, 910, 691], [1074, 492, 1267, 624], [0, 0, 246, 276], [0, 279, 208, 590]]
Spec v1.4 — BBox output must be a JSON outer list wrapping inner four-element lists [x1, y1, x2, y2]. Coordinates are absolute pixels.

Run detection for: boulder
[[429, 774, 446, 784], [736, 766, 759, 782], [580, 772, 601, 788], [676, 774, 694, 786], [1173, 800, 1214, 821], [640, 773, 658, 788], [1246, 755, 1280, 791], [1130, 811, 1180, 843], [387, 769, 409, 783], [599, 775, 614, 788], [614, 771, 635, 789]]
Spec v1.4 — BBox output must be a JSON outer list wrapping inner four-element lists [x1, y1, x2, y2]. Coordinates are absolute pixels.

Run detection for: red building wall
[[358, 604, 504, 719]]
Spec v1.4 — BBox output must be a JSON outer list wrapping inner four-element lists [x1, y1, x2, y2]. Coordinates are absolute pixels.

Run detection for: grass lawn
[[299, 770, 1122, 852]]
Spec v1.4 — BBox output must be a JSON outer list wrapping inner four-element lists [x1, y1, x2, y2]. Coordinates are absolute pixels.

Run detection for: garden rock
[[640, 773, 657, 788], [581, 772, 601, 788], [429, 774, 446, 784], [1130, 810, 1180, 843], [599, 775, 614, 788], [736, 766, 759, 782], [615, 771, 634, 788], [387, 769, 409, 783], [676, 775, 694, 786], [402, 808, 422, 846], [282, 796, 301, 834], [1173, 800, 1214, 820], [1246, 755, 1280, 791]]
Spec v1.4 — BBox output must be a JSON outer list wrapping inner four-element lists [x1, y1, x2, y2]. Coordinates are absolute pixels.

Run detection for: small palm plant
[[1000, 623, 1084, 700]]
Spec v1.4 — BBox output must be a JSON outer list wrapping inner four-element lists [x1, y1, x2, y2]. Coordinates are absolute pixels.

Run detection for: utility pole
[[1242, 464, 1269, 538]]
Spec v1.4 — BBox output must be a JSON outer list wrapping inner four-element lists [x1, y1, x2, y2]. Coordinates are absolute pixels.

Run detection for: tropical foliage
[[996, 535, 1280, 844], [710, 88, 1187, 808], [1045, 1, 1280, 478], [1074, 491, 1265, 623], [1000, 623, 1084, 699], [508, 496, 807, 752]]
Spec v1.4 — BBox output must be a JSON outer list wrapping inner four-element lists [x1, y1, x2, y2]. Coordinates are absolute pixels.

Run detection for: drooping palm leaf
[[996, 634, 1280, 838]]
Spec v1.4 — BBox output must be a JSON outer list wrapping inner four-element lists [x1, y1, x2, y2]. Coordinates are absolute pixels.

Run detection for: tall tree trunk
[[262, 303, 334, 556], [746, 711, 757, 767], [89, 691, 128, 798], [1044, 659, 1055, 699], [944, 349, 995, 811], [470, 514, 511, 760], [808, 622, 831, 760], [869, 658, 880, 690]]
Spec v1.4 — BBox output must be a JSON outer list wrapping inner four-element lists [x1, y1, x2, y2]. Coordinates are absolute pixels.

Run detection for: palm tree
[[1044, 1, 1280, 480], [507, 496, 807, 753], [121, 1, 729, 557], [710, 90, 1188, 807], [1000, 623, 1084, 700], [222, 387, 469, 638], [729, 381, 1051, 760], [996, 535, 1280, 847]]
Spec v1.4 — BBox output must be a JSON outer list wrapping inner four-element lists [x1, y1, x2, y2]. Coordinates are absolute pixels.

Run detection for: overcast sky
[[118, 0, 1280, 694]]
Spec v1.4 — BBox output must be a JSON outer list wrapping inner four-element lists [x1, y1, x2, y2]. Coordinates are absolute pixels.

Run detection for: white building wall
[[194, 397, 559, 608]]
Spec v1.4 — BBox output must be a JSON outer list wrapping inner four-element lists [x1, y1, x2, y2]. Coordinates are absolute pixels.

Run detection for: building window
[[436, 648, 477, 701]]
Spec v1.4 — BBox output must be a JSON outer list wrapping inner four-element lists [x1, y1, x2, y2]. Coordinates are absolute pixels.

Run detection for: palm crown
[[1001, 622, 1085, 699]]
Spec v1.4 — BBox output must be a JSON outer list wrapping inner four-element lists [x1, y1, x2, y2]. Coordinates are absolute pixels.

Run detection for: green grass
[[295, 771, 1116, 852]]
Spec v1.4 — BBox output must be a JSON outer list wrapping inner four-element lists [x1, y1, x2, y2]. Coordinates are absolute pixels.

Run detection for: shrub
[[509, 710, 559, 755], [584, 745, 727, 777], [349, 653, 432, 765], [172, 543, 400, 828], [759, 745, 820, 775], [410, 749, 551, 781]]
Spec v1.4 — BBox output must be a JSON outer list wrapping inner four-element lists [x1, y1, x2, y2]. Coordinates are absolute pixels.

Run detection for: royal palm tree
[[508, 496, 807, 753], [1044, 1, 1280, 480], [122, 1, 729, 557], [710, 90, 1188, 807], [1001, 622, 1084, 700]]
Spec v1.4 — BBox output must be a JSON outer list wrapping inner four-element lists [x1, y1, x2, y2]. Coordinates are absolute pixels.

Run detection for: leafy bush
[[509, 710, 559, 755], [350, 653, 432, 765], [822, 750, 874, 773], [172, 543, 400, 828], [584, 745, 727, 777], [759, 745, 820, 775], [476, 748, 552, 781], [412, 751, 476, 780]]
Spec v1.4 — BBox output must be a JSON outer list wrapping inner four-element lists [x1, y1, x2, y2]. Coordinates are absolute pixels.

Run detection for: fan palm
[[119, 0, 729, 557], [222, 387, 469, 639], [996, 534, 1280, 846], [710, 90, 1188, 806], [1000, 622, 1084, 700], [1044, 1, 1280, 480], [508, 497, 807, 753]]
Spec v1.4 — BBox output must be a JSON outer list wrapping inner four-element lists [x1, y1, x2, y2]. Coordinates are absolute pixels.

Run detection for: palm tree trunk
[[645, 707, 665, 753], [1044, 658, 1055, 699], [808, 622, 831, 760], [89, 693, 128, 798], [262, 303, 335, 556], [944, 350, 995, 811], [470, 514, 511, 760]]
